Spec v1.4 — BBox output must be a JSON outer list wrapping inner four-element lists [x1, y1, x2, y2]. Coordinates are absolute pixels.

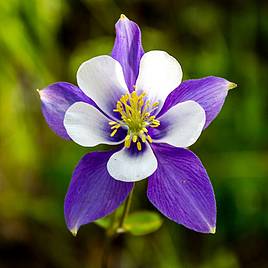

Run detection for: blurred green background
[[0, 0, 268, 267]]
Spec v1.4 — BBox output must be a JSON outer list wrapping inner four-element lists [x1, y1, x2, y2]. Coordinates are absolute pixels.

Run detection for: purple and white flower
[[39, 15, 236, 235]]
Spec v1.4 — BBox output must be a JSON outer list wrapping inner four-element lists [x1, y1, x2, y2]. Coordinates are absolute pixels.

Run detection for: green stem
[[101, 184, 135, 268], [118, 184, 135, 232]]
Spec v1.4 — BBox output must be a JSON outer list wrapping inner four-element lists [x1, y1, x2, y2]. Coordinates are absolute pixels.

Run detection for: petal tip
[[70, 227, 78, 237], [209, 226, 216, 234], [120, 14, 128, 20], [37, 88, 47, 100], [38, 88, 48, 101], [228, 82, 237, 90]]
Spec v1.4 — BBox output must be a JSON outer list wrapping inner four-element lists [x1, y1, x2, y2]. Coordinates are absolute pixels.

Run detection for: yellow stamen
[[110, 129, 118, 137], [137, 141, 142, 151], [147, 135, 153, 143], [141, 134, 147, 143], [124, 135, 131, 148], [132, 135, 138, 143], [110, 90, 161, 151], [111, 124, 120, 129]]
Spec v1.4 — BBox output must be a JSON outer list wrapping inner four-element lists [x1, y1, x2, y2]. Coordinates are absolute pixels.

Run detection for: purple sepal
[[159, 76, 230, 128], [39, 82, 94, 139], [111, 16, 144, 91], [148, 144, 216, 233], [64, 150, 134, 234]]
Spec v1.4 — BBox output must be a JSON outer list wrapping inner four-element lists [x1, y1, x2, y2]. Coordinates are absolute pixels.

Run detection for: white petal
[[135, 50, 182, 108], [64, 102, 123, 147], [155, 101, 206, 148], [77, 55, 129, 117], [107, 143, 158, 182]]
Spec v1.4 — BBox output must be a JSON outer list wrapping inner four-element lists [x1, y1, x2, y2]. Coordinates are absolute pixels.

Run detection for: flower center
[[109, 90, 160, 151]]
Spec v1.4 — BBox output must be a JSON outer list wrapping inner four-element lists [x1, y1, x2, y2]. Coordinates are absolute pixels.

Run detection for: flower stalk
[[101, 184, 135, 268], [117, 184, 135, 233]]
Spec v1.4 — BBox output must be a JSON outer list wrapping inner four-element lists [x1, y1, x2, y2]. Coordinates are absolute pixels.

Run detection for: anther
[[141, 135, 147, 143], [132, 135, 138, 143], [137, 142, 142, 151], [147, 135, 153, 143], [110, 129, 118, 137], [124, 135, 131, 148], [111, 124, 120, 129]]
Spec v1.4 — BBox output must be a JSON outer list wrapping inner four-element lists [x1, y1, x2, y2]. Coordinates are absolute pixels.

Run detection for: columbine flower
[[39, 15, 236, 235]]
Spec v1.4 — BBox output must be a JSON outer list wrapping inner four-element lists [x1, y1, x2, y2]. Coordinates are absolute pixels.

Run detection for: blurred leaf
[[95, 210, 163, 236], [95, 216, 111, 230], [124, 211, 163, 236], [94, 206, 123, 230]]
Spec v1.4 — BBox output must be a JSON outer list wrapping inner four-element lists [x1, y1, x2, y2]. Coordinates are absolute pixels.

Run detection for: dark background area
[[0, 0, 268, 267]]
